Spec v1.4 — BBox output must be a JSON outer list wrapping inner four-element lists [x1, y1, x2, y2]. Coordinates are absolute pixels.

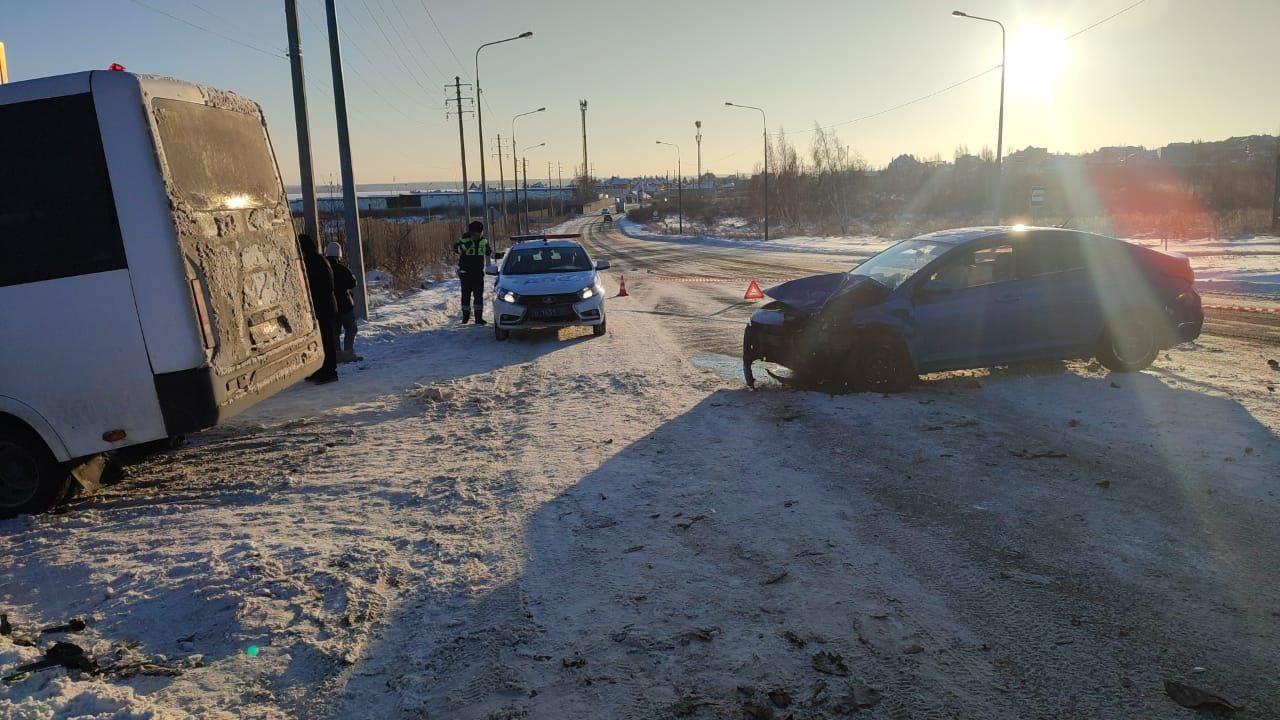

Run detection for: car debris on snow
[[811, 650, 850, 676], [1164, 679, 1238, 713]]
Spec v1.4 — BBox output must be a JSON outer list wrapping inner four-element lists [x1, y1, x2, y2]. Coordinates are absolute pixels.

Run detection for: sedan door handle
[[994, 294, 1020, 304]]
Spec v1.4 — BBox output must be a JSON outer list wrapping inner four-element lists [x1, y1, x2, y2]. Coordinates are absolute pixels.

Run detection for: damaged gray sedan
[[742, 227, 1204, 391]]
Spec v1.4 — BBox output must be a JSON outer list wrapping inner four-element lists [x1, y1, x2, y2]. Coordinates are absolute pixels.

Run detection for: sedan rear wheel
[[1098, 318, 1158, 372]]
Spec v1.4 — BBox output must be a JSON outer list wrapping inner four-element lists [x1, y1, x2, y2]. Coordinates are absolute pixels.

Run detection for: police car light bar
[[509, 233, 583, 242]]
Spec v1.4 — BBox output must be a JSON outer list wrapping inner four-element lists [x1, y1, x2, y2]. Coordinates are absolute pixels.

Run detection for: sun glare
[[1007, 25, 1070, 100]]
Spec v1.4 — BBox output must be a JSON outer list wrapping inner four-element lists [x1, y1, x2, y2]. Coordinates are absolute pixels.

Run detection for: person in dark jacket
[[325, 241, 361, 362], [298, 233, 338, 384], [453, 220, 491, 325]]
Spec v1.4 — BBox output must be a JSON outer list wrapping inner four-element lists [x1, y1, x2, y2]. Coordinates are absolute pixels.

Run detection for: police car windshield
[[503, 246, 592, 275]]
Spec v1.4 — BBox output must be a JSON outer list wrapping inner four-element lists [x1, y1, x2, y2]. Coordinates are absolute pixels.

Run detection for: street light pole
[[953, 10, 1005, 225], [475, 31, 533, 232], [725, 102, 768, 240], [511, 107, 545, 234], [656, 141, 682, 234], [695, 120, 702, 190]]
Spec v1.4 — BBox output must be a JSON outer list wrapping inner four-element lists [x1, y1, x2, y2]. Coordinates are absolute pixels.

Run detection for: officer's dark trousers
[[460, 272, 485, 321]]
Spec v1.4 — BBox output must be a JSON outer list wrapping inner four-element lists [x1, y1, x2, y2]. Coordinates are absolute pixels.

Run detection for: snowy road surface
[[3, 216, 1280, 719]]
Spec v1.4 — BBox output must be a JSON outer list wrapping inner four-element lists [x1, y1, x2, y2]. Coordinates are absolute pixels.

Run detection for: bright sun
[[1006, 25, 1070, 100]]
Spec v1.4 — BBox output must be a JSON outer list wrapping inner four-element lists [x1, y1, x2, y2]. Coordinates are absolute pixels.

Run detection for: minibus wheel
[[0, 423, 71, 519]]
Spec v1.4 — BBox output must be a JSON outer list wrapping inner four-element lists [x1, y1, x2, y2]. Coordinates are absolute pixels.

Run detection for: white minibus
[[0, 69, 322, 516]]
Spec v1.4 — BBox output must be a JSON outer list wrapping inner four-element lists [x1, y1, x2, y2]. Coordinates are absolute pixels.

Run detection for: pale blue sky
[[4, 1, 1278, 184]]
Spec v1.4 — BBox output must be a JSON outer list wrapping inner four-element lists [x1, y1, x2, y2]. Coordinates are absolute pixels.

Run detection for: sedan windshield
[[849, 239, 950, 291], [503, 246, 593, 275]]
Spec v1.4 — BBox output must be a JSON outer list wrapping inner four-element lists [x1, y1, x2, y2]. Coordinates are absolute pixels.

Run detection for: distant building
[[1006, 146, 1051, 173], [1084, 146, 1157, 166]]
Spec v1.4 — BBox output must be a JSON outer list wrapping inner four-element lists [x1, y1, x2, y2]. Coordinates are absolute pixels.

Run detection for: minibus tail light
[[190, 278, 215, 349]]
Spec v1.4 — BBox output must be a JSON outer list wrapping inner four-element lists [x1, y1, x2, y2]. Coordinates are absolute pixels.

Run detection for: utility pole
[[556, 161, 563, 216], [579, 100, 589, 185], [522, 158, 530, 233], [494, 133, 507, 238], [323, 0, 367, 319], [695, 120, 702, 191], [284, 0, 318, 241], [445, 77, 474, 220]]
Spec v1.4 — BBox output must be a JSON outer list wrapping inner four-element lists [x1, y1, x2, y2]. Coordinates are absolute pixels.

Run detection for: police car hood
[[501, 270, 596, 295]]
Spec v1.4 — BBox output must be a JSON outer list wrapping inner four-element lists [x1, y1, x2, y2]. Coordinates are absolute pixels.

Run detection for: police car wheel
[[592, 318, 607, 337]]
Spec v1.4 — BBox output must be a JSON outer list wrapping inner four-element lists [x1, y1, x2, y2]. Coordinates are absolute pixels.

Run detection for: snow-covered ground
[[3, 216, 1279, 718]]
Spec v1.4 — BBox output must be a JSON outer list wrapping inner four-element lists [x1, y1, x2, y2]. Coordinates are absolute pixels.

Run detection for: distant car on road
[[743, 227, 1203, 390], [602, 210, 613, 223], [486, 234, 610, 340]]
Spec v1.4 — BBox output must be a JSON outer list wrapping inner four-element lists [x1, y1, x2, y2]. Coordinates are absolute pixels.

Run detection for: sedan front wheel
[[855, 331, 916, 393]]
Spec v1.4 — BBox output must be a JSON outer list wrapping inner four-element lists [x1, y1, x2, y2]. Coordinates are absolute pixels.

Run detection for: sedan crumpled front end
[[742, 273, 890, 388]]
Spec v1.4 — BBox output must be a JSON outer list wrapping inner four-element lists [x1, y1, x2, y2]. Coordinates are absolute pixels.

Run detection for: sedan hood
[[764, 272, 886, 315], [499, 270, 595, 294]]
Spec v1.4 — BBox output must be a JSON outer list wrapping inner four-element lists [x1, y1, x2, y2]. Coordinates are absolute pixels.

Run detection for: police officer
[[453, 220, 492, 325]]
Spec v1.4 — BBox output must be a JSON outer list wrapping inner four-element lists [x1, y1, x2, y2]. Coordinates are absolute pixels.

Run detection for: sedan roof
[[912, 226, 1088, 245]]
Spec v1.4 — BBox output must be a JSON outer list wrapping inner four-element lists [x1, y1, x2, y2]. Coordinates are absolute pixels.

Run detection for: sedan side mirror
[[594, 259, 610, 271], [483, 263, 499, 276]]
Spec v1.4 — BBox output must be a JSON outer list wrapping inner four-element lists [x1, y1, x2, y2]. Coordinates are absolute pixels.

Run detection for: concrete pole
[[495, 133, 507, 238], [695, 120, 702, 191], [284, 0, 318, 241], [579, 100, 589, 185], [453, 77, 470, 220], [324, 0, 367, 319]]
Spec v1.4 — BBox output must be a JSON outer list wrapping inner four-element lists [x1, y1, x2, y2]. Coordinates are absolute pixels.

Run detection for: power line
[[1066, 0, 1147, 40], [128, 0, 285, 59], [356, 0, 433, 96], [416, 0, 467, 77], [373, 0, 445, 86], [386, 0, 450, 82], [714, 0, 1152, 164], [297, 2, 435, 122]]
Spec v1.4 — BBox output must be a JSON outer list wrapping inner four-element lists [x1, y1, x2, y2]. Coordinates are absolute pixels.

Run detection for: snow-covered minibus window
[[152, 99, 281, 212]]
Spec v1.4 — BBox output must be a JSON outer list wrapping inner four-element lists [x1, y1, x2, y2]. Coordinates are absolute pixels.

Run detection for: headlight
[[580, 285, 595, 300], [499, 288, 520, 304]]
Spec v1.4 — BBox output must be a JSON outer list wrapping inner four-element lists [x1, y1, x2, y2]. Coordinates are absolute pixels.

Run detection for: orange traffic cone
[[744, 280, 764, 300], [616, 275, 629, 297]]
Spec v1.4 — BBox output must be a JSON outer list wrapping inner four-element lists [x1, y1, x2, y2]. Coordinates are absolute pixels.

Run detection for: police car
[[484, 234, 610, 340]]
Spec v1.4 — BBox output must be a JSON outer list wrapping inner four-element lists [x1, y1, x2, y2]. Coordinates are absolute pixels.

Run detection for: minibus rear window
[[153, 99, 282, 212]]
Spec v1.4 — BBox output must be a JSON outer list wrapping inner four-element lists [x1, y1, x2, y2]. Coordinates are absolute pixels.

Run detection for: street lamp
[[952, 9, 1005, 225], [725, 102, 769, 240], [521, 141, 545, 234], [510, 106, 545, 234], [476, 31, 533, 231], [656, 140, 682, 235]]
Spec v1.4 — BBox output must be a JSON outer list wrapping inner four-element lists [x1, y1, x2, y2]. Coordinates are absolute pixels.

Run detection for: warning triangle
[[744, 280, 764, 300]]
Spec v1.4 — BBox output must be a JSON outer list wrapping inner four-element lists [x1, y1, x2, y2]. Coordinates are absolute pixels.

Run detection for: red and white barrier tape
[[1203, 304, 1280, 315], [632, 275, 1280, 314]]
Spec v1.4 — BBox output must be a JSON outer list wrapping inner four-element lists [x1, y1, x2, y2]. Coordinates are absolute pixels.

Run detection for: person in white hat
[[324, 242, 361, 362]]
